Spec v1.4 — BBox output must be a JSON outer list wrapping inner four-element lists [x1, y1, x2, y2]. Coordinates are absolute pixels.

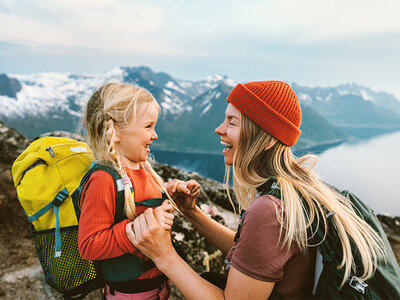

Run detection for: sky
[[1, 0, 400, 98]]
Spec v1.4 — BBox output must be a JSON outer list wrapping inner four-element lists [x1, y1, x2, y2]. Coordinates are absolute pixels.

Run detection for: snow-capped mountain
[[292, 82, 400, 115], [1, 66, 400, 152], [1, 68, 124, 119], [291, 82, 400, 138]]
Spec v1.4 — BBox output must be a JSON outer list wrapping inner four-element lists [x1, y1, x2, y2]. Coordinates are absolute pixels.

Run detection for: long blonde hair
[[84, 82, 179, 219], [227, 113, 386, 286]]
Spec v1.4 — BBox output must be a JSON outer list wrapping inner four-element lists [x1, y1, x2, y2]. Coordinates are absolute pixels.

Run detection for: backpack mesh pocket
[[33, 226, 98, 294]]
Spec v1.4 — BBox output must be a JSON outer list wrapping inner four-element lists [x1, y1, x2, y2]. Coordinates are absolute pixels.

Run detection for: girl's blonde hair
[[226, 113, 386, 286], [84, 83, 179, 219]]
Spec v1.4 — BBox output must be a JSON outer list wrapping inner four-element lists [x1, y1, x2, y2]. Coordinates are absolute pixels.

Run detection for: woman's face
[[215, 103, 241, 165]]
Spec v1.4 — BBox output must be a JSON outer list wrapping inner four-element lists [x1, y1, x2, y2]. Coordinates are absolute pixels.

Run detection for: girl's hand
[[126, 208, 174, 262], [154, 200, 174, 230], [166, 179, 201, 213]]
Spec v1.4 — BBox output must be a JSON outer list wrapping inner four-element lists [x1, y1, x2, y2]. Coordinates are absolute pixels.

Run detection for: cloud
[[1, 0, 399, 55], [0, 0, 399, 97], [236, 0, 400, 41], [0, 0, 179, 55]]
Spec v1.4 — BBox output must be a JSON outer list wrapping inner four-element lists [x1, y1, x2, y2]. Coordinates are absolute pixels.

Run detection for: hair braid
[[105, 118, 137, 219]]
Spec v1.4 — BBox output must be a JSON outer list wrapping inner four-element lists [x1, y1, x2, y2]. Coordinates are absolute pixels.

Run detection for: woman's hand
[[166, 179, 201, 213], [125, 208, 174, 262], [153, 200, 174, 230]]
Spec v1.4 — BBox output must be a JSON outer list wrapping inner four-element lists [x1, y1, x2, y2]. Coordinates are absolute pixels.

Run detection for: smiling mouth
[[221, 141, 233, 150]]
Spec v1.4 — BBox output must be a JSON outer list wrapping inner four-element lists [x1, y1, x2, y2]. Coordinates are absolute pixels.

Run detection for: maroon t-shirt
[[225, 195, 316, 299]]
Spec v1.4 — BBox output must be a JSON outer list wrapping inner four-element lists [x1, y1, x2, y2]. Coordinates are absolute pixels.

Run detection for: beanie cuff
[[227, 83, 301, 147]]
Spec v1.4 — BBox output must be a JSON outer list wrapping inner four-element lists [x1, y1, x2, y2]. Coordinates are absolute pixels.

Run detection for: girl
[[126, 80, 397, 299], [78, 83, 199, 299]]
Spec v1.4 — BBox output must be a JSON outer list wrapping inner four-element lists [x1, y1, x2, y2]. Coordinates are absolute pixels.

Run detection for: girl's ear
[[114, 127, 121, 143], [265, 137, 277, 150]]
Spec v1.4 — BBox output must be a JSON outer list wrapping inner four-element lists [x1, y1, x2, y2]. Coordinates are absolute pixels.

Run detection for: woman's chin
[[224, 158, 233, 166]]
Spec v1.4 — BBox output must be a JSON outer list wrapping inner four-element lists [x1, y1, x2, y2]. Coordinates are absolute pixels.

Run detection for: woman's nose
[[215, 122, 224, 136]]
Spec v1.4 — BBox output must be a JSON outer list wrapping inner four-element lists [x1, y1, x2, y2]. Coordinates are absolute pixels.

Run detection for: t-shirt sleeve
[[78, 170, 138, 260], [230, 195, 295, 282]]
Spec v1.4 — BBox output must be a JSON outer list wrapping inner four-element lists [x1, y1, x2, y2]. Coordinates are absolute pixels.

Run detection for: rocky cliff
[[0, 127, 398, 299]]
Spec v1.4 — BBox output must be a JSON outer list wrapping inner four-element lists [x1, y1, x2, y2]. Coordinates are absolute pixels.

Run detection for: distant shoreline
[[151, 139, 348, 157]]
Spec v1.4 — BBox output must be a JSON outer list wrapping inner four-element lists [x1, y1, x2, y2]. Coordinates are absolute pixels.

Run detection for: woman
[[125, 81, 388, 299]]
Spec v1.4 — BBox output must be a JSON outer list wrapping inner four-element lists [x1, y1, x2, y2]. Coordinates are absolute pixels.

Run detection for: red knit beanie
[[227, 80, 302, 147]]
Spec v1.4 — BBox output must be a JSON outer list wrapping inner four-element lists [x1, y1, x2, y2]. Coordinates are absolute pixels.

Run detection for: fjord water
[[152, 131, 400, 216], [316, 131, 400, 215]]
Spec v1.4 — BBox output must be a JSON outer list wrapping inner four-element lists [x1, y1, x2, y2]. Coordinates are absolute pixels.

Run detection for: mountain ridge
[[1, 66, 400, 151]]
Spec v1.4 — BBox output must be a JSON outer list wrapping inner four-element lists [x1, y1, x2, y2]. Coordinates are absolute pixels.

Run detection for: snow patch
[[201, 103, 213, 116], [166, 81, 185, 94], [299, 93, 312, 104], [360, 89, 375, 101]]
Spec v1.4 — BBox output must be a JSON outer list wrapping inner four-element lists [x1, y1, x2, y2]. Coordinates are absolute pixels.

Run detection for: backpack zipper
[[45, 142, 88, 158], [46, 146, 56, 157]]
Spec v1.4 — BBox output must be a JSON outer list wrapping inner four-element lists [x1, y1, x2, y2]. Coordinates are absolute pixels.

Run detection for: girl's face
[[215, 103, 241, 165], [116, 102, 159, 169]]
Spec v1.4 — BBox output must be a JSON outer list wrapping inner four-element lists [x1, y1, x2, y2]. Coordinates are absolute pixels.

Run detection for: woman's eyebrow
[[226, 115, 240, 121]]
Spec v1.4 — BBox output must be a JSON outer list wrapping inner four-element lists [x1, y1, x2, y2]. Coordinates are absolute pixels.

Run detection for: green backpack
[[233, 178, 400, 299], [264, 178, 400, 300], [309, 189, 400, 299]]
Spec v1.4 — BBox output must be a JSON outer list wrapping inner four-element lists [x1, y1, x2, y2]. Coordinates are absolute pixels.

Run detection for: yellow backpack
[[11, 137, 101, 298]]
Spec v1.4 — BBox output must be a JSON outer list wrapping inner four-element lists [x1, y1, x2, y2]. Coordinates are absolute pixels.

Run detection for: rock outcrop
[[0, 121, 30, 165], [0, 74, 22, 98]]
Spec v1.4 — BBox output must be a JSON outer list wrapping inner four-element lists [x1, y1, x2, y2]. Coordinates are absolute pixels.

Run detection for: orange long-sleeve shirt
[[78, 166, 164, 280]]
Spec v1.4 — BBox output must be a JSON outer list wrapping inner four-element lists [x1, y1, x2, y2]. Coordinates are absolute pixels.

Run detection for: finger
[[159, 216, 174, 228], [133, 216, 144, 242], [178, 183, 191, 195], [161, 200, 173, 212], [166, 181, 175, 194], [125, 222, 136, 244], [189, 184, 201, 193], [190, 190, 200, 198], [164, 212, 174, 221], [155, 200, 173, 212], [144, 207, 159, 230], [168, 179, 181, 194], [164, 218, 174, 226], [160, 221, 173, 230]]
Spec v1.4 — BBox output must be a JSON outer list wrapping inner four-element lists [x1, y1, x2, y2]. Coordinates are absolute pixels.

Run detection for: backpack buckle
[[224, 259, 231, 271], [52, 188, 69, 206], [349, 276, 368, 294]]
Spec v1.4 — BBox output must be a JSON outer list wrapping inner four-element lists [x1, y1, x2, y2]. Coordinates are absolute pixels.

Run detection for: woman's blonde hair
[[84, 82, 179, 219], [226, 113, 386, 286]]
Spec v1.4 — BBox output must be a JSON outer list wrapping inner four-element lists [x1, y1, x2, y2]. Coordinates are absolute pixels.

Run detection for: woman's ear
[[265, 137, 277, 150]]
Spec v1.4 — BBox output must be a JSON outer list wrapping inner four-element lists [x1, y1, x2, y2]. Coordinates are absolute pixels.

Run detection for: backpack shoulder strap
[[73, 162, 131, 223]]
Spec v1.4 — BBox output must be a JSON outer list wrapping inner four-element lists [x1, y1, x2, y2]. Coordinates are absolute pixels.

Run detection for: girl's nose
[[152, 130, 158, 140]]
